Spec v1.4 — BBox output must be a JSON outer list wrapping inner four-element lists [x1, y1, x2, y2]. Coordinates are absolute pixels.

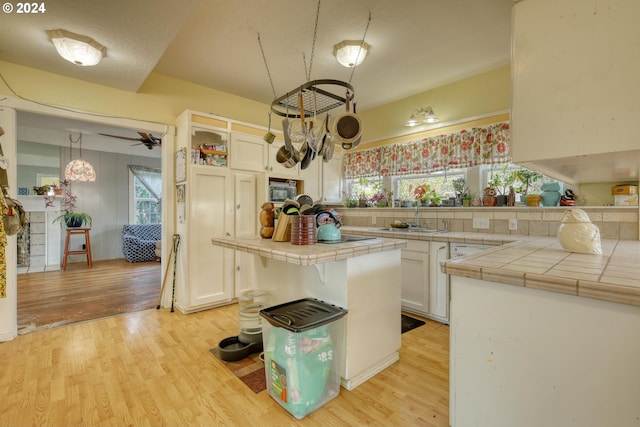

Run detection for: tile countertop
[[211, 235, 407, 266], [341, 226, 640, 308]]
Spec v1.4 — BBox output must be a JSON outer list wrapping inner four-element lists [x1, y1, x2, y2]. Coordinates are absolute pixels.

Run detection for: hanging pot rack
[[270, 79, 354, 118]]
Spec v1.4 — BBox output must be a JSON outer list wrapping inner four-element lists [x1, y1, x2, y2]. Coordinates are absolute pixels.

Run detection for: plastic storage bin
[[260, 298, 348, 419]]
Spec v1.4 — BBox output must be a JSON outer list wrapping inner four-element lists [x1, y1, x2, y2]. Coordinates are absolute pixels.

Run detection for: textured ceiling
[[0, 0, 513, 111]]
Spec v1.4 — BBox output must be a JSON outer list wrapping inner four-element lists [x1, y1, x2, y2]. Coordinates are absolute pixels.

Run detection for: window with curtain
[[343, 121, 511, 179], [129, 165, 161, 224]]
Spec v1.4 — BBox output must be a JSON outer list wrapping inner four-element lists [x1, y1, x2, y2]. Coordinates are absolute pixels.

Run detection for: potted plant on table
[[52, 180, 92, 228]]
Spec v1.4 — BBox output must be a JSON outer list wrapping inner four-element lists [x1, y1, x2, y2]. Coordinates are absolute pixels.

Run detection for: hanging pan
[[332, 93, 362, 149]]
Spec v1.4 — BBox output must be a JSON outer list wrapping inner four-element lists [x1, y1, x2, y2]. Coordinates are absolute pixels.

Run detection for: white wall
[[450, 276, 640, 427]]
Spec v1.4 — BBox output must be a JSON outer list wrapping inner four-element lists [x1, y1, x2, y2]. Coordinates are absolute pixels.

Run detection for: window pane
[[136, 199, 160, 224], [133, 174, 161, 224], [394, 169, 465, 203]]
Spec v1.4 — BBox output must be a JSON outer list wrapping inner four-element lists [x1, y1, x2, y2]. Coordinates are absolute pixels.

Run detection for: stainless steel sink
[[372, 227, 444, 234]]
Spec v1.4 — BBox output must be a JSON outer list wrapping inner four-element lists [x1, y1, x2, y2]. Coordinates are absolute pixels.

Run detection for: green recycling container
[[260, 298, 347, 419]]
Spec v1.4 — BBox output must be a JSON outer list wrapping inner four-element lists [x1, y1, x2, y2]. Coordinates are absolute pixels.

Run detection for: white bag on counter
[[557, 208, 602, 255]]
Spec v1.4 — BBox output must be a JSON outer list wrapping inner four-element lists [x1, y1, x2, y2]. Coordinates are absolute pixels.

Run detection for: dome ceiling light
[[47, 29, 106, 66], [333, 40, 370, 68]]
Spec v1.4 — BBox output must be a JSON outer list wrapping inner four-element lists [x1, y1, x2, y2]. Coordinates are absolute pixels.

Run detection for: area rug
[[209, 347, 266, 393], [402, 314, 426, 334]]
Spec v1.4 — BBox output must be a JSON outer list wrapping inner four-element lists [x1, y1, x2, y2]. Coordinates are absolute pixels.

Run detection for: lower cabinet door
[[429, 242, 450, 323], [401, 249, 430, 314], [187, 167, 234, 309]]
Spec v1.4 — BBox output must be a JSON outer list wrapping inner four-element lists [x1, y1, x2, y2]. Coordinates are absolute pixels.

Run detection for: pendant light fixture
[[405, 106, 440, 127], [65, 133, 96, 182]]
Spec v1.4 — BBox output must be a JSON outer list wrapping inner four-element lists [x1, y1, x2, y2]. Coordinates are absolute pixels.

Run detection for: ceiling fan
[[98, 132, 162, 150]]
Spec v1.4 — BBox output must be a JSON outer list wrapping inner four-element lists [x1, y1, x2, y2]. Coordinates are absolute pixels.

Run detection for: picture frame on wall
[[176, 183, 186, 223], [175, 148, 186, 183]]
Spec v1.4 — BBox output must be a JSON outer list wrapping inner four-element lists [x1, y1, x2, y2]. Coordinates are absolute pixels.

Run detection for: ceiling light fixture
[[405, 106, 440, 127], [65, 133, 96, 182], [46, 29, 106, 66], [333, 40, 370, 68]]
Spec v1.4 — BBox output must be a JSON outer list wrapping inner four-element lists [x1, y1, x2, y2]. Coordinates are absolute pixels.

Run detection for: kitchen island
[[211, 235, 407, 390], [337, 226, 640, 425], [441, 237, 640, 427]]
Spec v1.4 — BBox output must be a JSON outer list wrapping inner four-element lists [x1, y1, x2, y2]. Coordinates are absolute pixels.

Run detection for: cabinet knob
[[237, 204, 241, 210]]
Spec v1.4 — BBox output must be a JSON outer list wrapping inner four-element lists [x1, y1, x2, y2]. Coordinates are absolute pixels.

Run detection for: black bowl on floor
[[217, 335, 264, 362]]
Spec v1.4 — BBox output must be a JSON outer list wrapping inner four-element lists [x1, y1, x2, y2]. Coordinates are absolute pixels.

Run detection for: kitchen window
[[345, 164, 562, 206], [346, 168, 466, 205]]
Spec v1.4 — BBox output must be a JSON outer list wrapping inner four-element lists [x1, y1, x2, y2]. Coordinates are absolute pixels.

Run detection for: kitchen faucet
[[414, 204, 420, 227], [442, 219, 449, 232]]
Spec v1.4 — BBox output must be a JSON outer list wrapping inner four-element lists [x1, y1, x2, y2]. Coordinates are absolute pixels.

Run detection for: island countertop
[[340, 226, 640, 308], [211, 235, 407, 266]]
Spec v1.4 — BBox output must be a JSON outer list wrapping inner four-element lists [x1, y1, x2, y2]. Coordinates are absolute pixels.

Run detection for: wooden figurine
[[507, 186, 516, 206], [259, 202, 275, 239], [482, 187, 497, 207]]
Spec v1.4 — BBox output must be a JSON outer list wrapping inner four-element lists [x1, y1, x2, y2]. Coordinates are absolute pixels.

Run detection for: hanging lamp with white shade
[[65, 133, 96, 182]]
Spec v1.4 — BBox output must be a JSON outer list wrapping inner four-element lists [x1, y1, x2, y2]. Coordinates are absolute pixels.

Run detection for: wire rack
[[270, 79, 355, 118]]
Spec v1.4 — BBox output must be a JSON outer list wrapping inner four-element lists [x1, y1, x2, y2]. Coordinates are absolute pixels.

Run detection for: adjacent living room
[[15, 113, 163, 333]]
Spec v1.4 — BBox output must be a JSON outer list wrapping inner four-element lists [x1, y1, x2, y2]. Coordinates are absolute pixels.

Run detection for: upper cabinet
[[321, 151, 343, 204], [229, 132, 267, 172], [267, 141, 300, 178], [511, 0, 640, 184]]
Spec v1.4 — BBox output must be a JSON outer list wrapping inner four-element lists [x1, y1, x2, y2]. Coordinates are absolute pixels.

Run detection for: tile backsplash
[[339, 206, 639, 240]]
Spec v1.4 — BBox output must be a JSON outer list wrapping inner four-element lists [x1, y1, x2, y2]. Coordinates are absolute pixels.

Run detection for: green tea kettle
[[316, 210, 342, 242]]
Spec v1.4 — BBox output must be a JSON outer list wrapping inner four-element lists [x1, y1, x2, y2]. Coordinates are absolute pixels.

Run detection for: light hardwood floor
[[4, 262, 450, 426]]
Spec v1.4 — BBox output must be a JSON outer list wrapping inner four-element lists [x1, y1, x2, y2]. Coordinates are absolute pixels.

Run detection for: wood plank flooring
[[6, 260, 450, 426], [17, 259, 161, 334]]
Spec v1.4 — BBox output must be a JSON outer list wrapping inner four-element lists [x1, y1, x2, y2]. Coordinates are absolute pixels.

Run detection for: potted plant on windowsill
[[51, 180, 92, 228], [514, 168, 543, 203], [461, 192, 473, 207], [488, 165, 515, 206]]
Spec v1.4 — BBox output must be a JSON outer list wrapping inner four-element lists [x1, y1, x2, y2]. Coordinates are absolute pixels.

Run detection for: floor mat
[[209, 347, 266, 393], [402, 314, 426, 333]]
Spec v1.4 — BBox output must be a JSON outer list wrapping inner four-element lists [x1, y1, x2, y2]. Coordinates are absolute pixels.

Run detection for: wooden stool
[[62, 228, 93, 270]]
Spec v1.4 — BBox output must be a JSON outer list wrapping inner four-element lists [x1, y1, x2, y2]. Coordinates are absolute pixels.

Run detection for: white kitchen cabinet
[[267, 141, 299, 178], [233, 172, 260, 297], [229, 132, 267, 172], [428, 241, 449, 323], [321, 151, 343, 204], [401, 240, 430, 315], [176, 110, 278, 313], [175, 111, 235, 313], [511, 0, 640, 184], [298, 154, 321, 201], [401, 240, 450, 323], [179, 166, 235, 312]]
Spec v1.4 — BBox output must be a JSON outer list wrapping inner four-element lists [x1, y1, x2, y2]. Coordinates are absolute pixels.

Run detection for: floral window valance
[[343, 121, 511, 179]]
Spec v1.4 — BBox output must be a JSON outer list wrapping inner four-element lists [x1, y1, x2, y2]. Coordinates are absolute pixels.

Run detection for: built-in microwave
[[269, 181, 297, 202]]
